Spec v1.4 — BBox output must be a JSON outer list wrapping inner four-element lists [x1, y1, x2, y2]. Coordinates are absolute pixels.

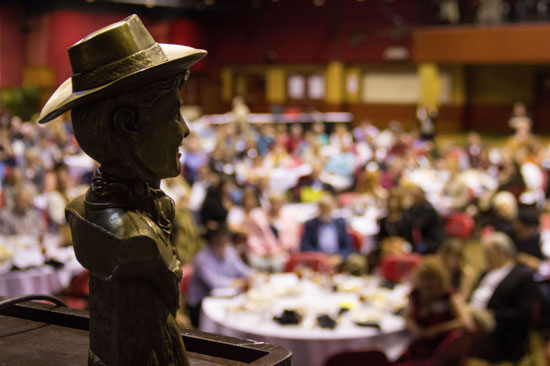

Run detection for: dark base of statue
[[87, 275, 189, 366]]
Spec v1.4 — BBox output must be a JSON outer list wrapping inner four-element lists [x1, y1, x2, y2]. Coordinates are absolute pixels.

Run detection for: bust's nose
[[180, 116, 190, 139]]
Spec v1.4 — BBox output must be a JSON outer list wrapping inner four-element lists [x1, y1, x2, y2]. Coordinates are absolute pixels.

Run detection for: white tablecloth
[[200, 274, 411, 366], [0, 235, 85, 297]]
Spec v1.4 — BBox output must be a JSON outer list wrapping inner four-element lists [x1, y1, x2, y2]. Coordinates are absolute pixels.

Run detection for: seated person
[[399, 256, 473, 362], [372, 191, 413, 269], [486, 190, 517, 239], [186, 223, 253, 328], [227, 187, 259, 247], [293, 160, 334, 202], [438, 238, 477, 299], [301, 193, 364, 272], [468, 232, 537, 362], [246, 193, 300, 272], [0, 186, 45, 236], [514, 207, 545, 270], [322, 144, 355, 191], [377, 191, 413, 244], [199, 175, 234, 233], [405, 186, 444, 254]]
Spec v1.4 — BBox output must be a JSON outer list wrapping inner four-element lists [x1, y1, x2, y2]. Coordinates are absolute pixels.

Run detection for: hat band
[[71, 43, 168, 92]]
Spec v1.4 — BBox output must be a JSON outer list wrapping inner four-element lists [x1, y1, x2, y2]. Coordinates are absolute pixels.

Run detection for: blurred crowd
[[2, 99, 550, 363], [435, 0, 550, 25]]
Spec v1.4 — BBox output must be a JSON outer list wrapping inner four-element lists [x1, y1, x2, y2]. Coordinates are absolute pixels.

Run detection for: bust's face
[[135, 87, 189, 180]]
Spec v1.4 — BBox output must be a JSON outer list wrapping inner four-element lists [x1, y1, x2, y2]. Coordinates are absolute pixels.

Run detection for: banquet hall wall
[[1, 1, 550, 133]]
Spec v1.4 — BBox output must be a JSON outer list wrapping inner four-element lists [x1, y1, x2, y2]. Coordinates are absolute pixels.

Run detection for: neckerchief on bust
[[85, 169, 175, 237]]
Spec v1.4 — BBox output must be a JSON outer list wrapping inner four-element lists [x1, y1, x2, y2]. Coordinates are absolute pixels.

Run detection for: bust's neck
[[100, 162, 160, 188]]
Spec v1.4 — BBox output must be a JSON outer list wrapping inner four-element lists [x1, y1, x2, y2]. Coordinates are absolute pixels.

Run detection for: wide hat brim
[[38, 43, 207, 124]]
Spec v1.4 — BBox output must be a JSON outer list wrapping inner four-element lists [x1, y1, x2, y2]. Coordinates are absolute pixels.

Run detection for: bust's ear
[[113, 108, 140, 142]]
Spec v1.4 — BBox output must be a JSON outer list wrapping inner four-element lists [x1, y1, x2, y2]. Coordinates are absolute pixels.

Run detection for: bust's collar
[[86, 168, 175, 237]]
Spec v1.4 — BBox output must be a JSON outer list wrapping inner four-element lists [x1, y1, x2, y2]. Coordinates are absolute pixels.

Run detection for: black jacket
[[474, 264, 537, 361]]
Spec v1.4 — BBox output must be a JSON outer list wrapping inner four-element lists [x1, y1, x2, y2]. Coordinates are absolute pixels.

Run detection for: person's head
[[311, 159, 324, 178], [7, 167, 24, 186], [53, 162, 70, 192], [268, 192, 285, 216], [412, 256, 449, 300], [466, 132, 481, 146], [334, 123, 347, 135], [242, 188, 259, 212], [13, 187, 33, 214], [204, 222, 229, 248], [71, 73, 190, 183], [386, 191, 402, 214], [513, 101, 528, 117], [482, 232, 516, 270], [210, 174, 234, 198], [313, 121, 325, 135], [290, 123, 303, 137], [410, 185, 426, 206], [439, 238, 465, 273], [492, 191, 517, 221], [515, 207, 540, 239], [232, 95, 245, 108], [318, 193, 336, 222]]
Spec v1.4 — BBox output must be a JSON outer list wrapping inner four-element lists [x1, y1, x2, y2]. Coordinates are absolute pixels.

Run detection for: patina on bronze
[[38, 15, 206, 366]]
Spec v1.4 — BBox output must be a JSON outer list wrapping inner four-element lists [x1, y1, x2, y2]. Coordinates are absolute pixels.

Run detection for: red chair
[[57, 270, 89, 310], [324, 350, 389, 366], [395, 329, 472, 366], [379, 253, 422, 283], [284, 252, 333, 273], [180, 265, 193, 296], [444, 212, 474, 239], [349, 229, 363, 252]]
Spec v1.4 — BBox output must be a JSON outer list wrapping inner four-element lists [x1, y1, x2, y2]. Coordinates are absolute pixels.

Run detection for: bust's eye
[[174, 112, 183, 124]]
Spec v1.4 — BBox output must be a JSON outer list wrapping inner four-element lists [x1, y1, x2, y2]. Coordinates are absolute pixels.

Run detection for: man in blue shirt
[[300, 193, 354, 265]]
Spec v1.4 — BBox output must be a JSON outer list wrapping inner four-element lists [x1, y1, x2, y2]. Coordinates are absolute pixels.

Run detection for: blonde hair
[[439, 237, 464, 261], [492, 191, 517, 221], [412, 256, 450, 293]]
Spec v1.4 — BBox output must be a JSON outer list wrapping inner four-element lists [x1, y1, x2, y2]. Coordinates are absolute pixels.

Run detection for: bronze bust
[[38, 15, 206, 366]]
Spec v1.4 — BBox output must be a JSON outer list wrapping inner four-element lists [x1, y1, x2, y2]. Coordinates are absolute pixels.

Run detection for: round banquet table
[[0, 235, 85, 297], [200, 274, 411, 366]]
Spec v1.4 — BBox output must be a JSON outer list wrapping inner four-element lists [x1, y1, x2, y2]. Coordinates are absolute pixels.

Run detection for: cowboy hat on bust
[[38, 14, 207, 124]]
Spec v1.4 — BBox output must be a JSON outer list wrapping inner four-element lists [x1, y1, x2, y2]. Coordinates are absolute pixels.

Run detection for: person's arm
[[338, 221, 354, 258], [227, 247, 253, 278], [404, 292, 426, 338], [424, 294, 475, 337], [194, 252, 234, 290], [517, 252, 542, 271], [300, 220, 317, 252], [491, 270, 537, 323], [459, 265, 478, 301]]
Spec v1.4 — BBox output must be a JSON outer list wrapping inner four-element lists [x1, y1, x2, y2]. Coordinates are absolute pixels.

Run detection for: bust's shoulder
[[65, 194, 175, 280], [66, 194, 159, 241]]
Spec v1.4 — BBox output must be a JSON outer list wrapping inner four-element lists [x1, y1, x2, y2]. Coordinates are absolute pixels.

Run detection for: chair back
[[284, 252, 332, 273], [432, 329, 472, 366], [394, 329, 471, 366], [180, 265, 193, 296], [324, 350, 389, 366], [444, 212, 474, 239], [379, 253, 422, 282]]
